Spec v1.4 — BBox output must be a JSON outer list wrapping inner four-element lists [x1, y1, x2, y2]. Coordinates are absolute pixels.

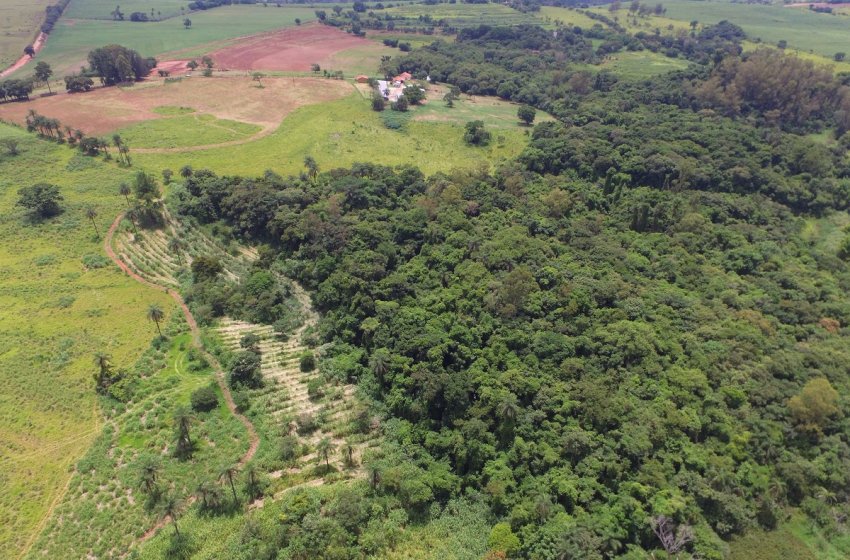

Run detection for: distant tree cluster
[[87, 44, 155, 85], [0, 79, 33, 103]]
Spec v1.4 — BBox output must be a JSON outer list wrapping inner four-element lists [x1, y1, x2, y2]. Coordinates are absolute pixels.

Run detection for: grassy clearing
[[595, 49, 690, 80], [117, 113, 262, 149], [133, 91, 530, 176], [538, 6, 607, 30], [0, 0, 53, 69], [415, 85, 555, 129], [16, 5, 318, 78], [0, 123, 173, 557], [729, 512, 850, 560], [384, 2, 539, 28], [24, 332, 250, 559]]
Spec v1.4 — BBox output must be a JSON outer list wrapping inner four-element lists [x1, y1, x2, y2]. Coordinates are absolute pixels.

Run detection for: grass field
[[132, 90, 532, 176], [384, 3, 540, 29], [414, 84, 555, 128], [64, 0, 189, 21], [15, 5, 318, 78], [117, 112, 262, 149], [0, 123, 174, 558], [0, 0, 53, 70], [24, 332, 250, 559], [591, 0, 850, 59], [538, 6, 607, 30], [729, 513, 850, 560]]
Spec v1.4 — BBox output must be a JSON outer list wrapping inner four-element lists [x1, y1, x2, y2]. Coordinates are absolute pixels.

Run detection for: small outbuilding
[[355, 75, 370, 83]]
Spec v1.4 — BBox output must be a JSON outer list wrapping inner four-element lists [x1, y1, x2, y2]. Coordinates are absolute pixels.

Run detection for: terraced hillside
[[216, 291, 379, 485]]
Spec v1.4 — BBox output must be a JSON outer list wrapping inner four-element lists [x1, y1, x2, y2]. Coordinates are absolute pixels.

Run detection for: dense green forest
[[167, 36, 850, 555]]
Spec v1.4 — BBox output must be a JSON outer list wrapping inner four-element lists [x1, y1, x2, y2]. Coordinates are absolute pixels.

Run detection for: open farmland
[[384, 2, 540, 28], [0, 0, 53, 70], [207, 23, 392, 73], [590, 0, 850, 59], [10, 5, 318, 78], [132, 92, 532, 176], [0, 75, 353, 139], [0, 124, 174, 557]]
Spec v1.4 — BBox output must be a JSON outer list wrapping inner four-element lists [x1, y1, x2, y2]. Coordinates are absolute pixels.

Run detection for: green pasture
[[593, 0, 850, 59], [537, 6, 606, 30], [729, 513, 850, 560], [597, 49, 690, 80], [414, 87, 555, 129], [0, 123, 173, 558], [64, 0, 190, 21], [117, 112, 262, 149], [17, 5, 318, 78], [25, 333, 250, 559], [384, 2, 539, 29], [133, 91, 531, 177], [0, 0, 53, 69]]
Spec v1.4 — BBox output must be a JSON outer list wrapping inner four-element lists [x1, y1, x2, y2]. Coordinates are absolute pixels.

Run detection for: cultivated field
[[0, 0, 52, 70], [0, 124, 174, 557], [0, 76, 352, 138], [384, 2, 540, 28], [208, 23, 391, 73], [12, 5, 318, 78]]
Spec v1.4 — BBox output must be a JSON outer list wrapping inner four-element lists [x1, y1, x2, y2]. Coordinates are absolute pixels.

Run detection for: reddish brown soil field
[[208, 23, 372, 72], [0, 76, 352, 135]]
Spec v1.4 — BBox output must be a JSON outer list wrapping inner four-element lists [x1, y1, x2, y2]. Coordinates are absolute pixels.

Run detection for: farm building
[[355, 75, 369, 83]]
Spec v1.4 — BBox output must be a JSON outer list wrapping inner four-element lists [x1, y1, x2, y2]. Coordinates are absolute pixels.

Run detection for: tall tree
[[168, 237, 184, 265], [304, 156, 319, 181], [220, 465, 239, 503], [85, 206, 100, 237], [173, 405, 194, 459], [316, 437, 336, 471], [147, 304, 165, 337], [34, 61, 53, 93], [160, 493, 183, 536], [119, 182, 131, 206]]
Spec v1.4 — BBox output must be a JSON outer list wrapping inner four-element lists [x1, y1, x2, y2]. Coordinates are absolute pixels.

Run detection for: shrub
[[300, 351, 316, 372], [191, 384, 219, 412]]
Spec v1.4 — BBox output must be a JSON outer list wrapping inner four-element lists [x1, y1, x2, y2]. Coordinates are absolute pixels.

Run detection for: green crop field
[[15, 5, 318, 78], [0, 123, 174, 557], [0, 0, 53, 70], [538, 6, 607, 30], [132, 91, 531, 177], [116, 112, 262, 149]]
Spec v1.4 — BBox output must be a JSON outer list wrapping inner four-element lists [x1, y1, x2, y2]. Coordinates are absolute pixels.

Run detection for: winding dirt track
[[104, 212, 260, 545], [0, 32, 47, 78]]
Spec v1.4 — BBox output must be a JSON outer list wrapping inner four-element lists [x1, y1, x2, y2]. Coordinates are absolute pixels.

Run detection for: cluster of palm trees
[[112, 134, 131, 166]]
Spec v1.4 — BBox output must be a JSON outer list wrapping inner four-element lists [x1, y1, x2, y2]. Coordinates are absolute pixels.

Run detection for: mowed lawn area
[[133, 91, 534, 177], [14, 5, 318, 78], [0, 124, 173, 558], [0, 0, 53, 69]]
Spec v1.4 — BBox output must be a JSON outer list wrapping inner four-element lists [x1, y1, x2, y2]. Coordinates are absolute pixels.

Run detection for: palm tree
[[196, 481, 211, 509], [366, 463, 381, 489], [243, 464, 263, 501], [137, 455, 161, 496], [369, 350, 389, 380], [147, 304, 165, 337], [119, 182, 131, 206], [160, 493, 183, 536], [220, 465, 239, 503], [316, 437, 336, 471], [304, 156, 319, 181], [341, 439, 356, 468], [168, 237, 184, 265], [126, 207, 139, 235], [93, 352, 113, 391], [499, 394, 519, 424], [85, 206, 100, 238], [173, 406, 194, 459]]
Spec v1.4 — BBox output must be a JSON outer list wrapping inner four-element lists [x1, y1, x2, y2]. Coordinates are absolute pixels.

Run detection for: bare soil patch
[[0, 76, 352, 135], [208, 23, 373, 72]]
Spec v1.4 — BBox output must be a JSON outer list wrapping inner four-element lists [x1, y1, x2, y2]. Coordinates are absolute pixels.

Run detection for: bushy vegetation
[[174, 121, 850, 559]]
